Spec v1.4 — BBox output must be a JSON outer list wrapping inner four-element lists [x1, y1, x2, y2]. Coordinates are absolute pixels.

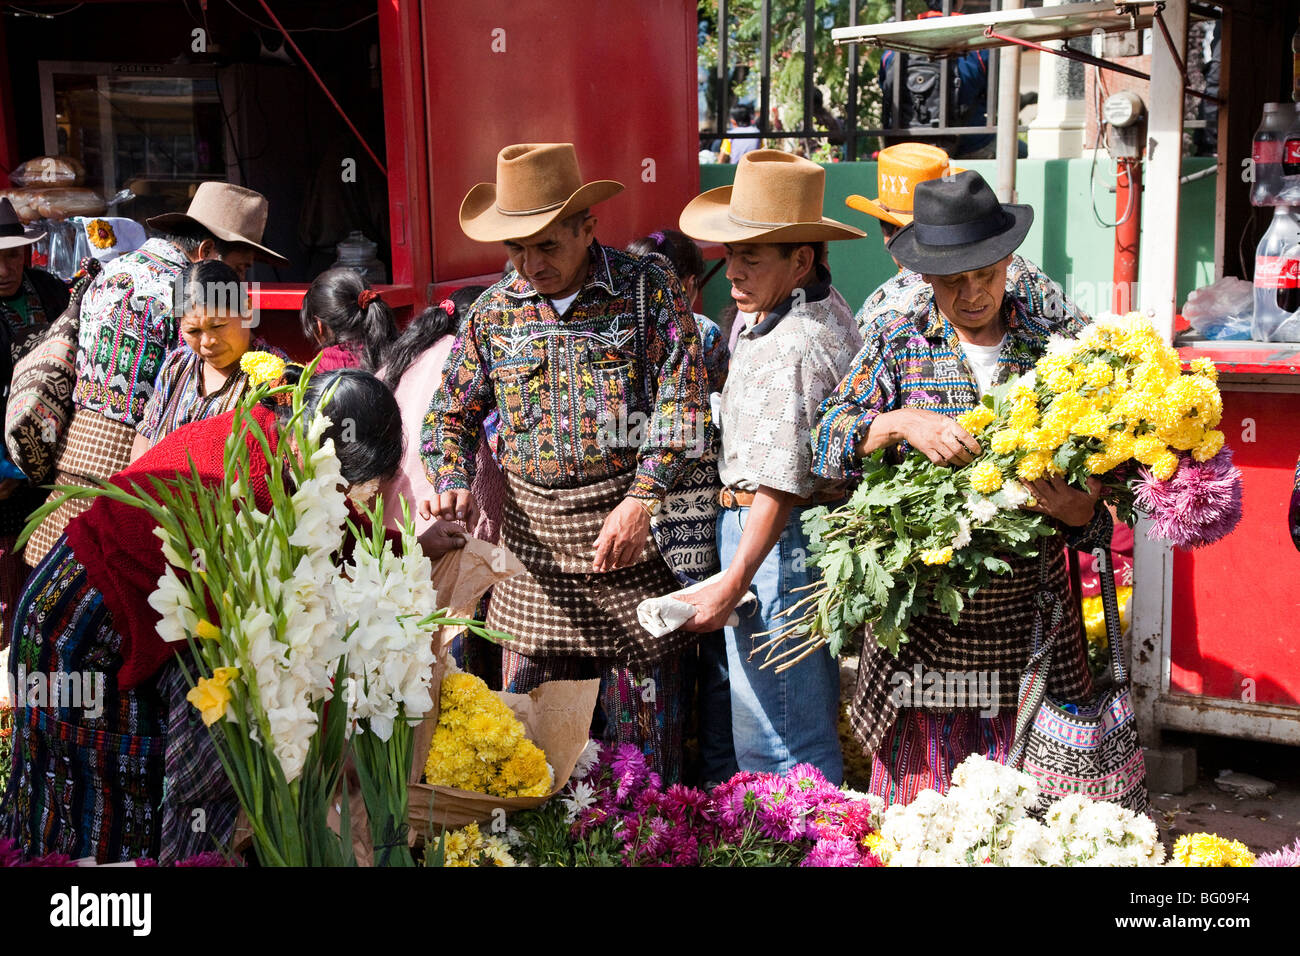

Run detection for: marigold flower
[[919, 546, 954, 566], [989, 429, 1020, 455], [1190, 356, 1219, 383], [1192, 429, 1225, 462], [240, 351, 287, 386], [1016, 452, 1050, 482], [957, 404, 996, 434], [1133, 434, 1168, 466], [1171, 832, 1255, 867], [1150, 450, 1179, 482], [968, 460, 1004, 494]]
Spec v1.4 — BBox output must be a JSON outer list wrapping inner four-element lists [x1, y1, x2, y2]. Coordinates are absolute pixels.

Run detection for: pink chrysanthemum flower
[[1134, 447, 1243, 549]]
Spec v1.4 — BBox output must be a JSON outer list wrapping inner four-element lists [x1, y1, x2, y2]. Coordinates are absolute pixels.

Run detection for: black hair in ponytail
[[378, 284, 488, 389], [299, 267, 398, 372]]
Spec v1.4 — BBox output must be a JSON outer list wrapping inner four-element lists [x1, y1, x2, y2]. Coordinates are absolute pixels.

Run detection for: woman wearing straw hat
[[420, 143, 709, 783], [25, 182, 285, 566], [812, 170, 1111, 806], [678, 150, 866, 783]]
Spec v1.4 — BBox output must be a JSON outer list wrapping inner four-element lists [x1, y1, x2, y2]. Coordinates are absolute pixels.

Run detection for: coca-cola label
[[1286, 138, 1300, 165], [1256, 255, 1300, 288], [1255, 140, 1284, 164]]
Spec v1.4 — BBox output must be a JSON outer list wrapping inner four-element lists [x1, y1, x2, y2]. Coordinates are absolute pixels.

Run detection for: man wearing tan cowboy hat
[[847, 142, 1087, 339], [26, 182, 286, 563], [813, 168, 1109, 801], [677, 149, 865, 784], [419, 143, 709, 783]]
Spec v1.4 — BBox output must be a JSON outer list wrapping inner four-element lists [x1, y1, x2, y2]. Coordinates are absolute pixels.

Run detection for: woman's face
[[181, 310, 253, 372]]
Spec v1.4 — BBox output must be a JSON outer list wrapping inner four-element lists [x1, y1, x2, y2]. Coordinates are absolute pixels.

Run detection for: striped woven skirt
[[868, 709, 1017, 808], [0, 537, 166, 862]]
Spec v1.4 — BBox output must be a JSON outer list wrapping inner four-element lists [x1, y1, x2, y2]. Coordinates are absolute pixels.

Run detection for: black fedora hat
[[886, 170, 1032, 275], [0, 197, 44, 250]]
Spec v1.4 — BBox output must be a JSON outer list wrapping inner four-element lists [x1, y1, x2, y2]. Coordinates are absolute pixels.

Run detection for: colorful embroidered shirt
[[719, 265, 864, 498], [696, 312, 729, 394], [137, 337, 286, 446], [73, 238, 190, 427], [853, 253, 1086, 339], [423, 242, 708, 501], [813, 282, 1091, 481]]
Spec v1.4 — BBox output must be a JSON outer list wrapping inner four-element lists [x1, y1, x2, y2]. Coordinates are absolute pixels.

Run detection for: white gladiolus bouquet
[[336, 498, 441, 866], [22, 362, 506, 866], [872, 756, 1165, 867]]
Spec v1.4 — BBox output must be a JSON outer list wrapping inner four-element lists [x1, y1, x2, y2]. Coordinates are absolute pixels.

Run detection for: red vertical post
[[0, 15, 18, 187], [1113, 156, 1142, 314]]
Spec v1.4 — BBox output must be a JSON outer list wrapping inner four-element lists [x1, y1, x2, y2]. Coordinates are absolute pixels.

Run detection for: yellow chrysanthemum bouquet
[[423, 672, 553, 798], [761, 314, 1241, 662]]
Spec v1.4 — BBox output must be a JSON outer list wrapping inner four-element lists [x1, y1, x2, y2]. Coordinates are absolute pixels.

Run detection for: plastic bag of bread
[[9, 155, 85, 187], [30, 187, 105, 220], [0, 188, 42, 222]]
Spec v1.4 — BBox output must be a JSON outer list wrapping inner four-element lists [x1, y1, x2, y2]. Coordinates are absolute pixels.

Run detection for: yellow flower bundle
[[423, 672, 552, 798], [1081, 586, 1133, 647], [954, 313, 1224, 491], [1170, 832, 1256, 867], [438, 822, 518, 867]]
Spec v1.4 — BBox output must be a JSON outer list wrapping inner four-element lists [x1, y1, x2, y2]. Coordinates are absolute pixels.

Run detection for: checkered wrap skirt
[[25, 409, 136, 567], [848, 540, 1093, 761], [486, 469, 688, 664]]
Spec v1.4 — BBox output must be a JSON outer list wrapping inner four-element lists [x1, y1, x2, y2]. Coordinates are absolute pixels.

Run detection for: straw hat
[[845, 143, 961, 227], [459, 143, 624, 242], [147, 182, 287, 264], [679, 150, 864, 244], [887, 170, 1033, 275], [0, 198, 44, 250]]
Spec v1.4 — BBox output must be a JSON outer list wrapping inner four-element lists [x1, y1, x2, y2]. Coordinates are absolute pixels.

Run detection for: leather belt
[[717, 486, 845, 510]]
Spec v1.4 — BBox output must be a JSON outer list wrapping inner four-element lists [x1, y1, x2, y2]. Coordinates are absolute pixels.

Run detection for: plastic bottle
[[1253, 103, 1290, 206], [1252, 205, 1300, 341]]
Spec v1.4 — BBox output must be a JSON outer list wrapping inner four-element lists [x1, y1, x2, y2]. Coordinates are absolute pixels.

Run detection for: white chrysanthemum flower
[[993, 480, 1032, 510], [571, 738, 602, 780], [560, 780, 597, 824], [966, 495, 999, 524], [951, 515, 972, 551]]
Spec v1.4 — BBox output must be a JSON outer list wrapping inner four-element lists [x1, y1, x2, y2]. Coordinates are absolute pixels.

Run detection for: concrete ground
[[1150, 731, 1300, 858]]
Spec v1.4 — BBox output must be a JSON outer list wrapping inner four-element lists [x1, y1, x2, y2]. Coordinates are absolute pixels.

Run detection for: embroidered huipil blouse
[[423, 242, 708, 503]]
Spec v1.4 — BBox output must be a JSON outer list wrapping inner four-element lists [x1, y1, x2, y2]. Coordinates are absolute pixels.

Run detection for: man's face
[[923, 255, 1012, 337], [724, 242, 811, 316], [0, 247, 27, 298], [220, 247, 255, 282], [504, 215, 596, 298]]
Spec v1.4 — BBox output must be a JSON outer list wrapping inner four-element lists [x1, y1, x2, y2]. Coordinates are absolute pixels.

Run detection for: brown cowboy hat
[[459, 143, 624, 242], [0, 198, 44, 250], [147, 181, 287, 264], [679, 150, 864, 244], [845, 142, 964, 227]]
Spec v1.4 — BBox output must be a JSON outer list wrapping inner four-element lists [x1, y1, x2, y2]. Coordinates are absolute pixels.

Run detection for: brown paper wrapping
[[429, 536, 524, 650], [407, 657, 599, 839]]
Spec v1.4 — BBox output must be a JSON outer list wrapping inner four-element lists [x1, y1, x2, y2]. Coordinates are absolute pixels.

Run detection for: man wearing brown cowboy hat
[[813, 170, 1110, 800], [419, 143, 709, 783], [26, 182, 286, 564], [846, 142, 1087, 339], [677, 150, 866, 784]]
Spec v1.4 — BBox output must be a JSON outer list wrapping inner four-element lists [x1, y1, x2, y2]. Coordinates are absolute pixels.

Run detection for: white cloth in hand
[[636, 571, 758, 636]]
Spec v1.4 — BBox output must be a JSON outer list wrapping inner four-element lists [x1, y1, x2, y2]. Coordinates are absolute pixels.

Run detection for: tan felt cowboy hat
[[845, 142, 964, 227], [0, 198, 44, 249], [147, 181, 287, 264], [459, 143, 624, 242], [679, 149, 865, 244]]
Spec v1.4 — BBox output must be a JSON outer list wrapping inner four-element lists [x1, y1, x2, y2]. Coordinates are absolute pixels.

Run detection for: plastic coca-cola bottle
[[1253, 205, 1300, 340], [1254, 103, 1290, 206]]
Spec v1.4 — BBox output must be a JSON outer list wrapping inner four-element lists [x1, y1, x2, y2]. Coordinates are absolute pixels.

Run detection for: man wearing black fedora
[[811, 169, 1112, 803]]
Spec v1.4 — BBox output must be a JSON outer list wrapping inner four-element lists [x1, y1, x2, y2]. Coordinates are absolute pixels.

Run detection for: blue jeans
[[718, 504, 843, 784]]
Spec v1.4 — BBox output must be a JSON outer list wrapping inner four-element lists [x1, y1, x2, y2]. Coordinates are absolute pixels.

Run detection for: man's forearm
[[719, 485, 796, 597]]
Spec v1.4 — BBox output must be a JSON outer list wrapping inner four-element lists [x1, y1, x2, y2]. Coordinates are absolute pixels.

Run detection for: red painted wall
[[420, 0, 700, 283], [1169, 389, 1300, 706]]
